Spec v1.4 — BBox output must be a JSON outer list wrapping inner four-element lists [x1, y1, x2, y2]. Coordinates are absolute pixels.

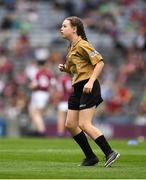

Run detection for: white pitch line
[[0, 149, 145, 155]]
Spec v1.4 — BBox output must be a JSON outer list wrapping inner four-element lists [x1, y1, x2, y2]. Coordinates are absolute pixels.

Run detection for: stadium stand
[[0, 0, 146, 137]]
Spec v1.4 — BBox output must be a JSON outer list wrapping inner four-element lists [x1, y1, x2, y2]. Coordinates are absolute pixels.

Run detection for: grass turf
[[0, 137, 145, 179]]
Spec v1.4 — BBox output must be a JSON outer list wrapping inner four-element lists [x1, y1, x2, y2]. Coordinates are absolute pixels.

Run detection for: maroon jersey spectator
[[56, 74, 72, 137]]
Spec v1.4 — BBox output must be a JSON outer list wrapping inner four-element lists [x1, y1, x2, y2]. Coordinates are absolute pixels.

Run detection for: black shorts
[[68, 79, 103, 110]]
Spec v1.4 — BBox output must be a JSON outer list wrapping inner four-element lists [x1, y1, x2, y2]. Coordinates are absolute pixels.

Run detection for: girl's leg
[[65, 109, 80, 136], [79, 107, 120, 167], [65, 110, 98, 165], [79, 107, 102, 138]]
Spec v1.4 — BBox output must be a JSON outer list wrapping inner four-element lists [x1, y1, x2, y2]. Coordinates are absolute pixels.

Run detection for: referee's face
[[60, 19, 75, 40]]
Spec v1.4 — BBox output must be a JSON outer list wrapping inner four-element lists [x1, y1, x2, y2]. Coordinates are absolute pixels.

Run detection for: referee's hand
[[58, 64, 66, 72], [83, 81, 93, 94]]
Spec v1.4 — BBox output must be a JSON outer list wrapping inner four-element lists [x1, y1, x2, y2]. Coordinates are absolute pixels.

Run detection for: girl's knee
[[79, 122, 90, 132], [65, 121, 75, 131]]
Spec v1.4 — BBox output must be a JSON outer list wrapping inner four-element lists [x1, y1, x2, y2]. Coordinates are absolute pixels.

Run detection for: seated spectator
[[105, 82, 133, 114], [135, 86, 146, 125]]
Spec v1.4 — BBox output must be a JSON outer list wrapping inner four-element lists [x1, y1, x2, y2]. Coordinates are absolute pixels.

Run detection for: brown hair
[[66, 16, 88, 41]]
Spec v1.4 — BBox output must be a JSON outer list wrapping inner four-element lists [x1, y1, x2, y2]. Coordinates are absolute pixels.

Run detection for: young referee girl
[[58, 16, 120, 167]]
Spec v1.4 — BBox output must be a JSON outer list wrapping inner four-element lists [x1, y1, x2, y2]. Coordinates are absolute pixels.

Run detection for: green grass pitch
[[0, 137, 145, 179]]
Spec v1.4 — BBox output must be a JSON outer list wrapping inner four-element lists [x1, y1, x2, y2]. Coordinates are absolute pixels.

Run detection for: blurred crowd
[[0, 0, 146, 136]]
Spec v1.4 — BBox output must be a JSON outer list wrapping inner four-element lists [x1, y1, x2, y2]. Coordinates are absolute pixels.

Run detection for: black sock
[[73, 131, 95, 159], [95, 135, 113, 157]]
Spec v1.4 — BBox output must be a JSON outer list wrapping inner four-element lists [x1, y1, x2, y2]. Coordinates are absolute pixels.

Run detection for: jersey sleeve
[[79, 42, 103, 65]]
